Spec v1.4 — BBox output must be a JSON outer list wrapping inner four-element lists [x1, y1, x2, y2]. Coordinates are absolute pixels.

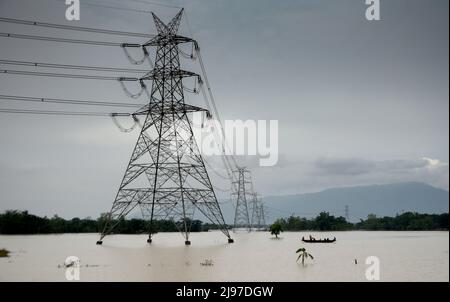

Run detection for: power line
[[183, 11, 195, 40], [199, 85, 236, 183], [80, 1, 153, 15], [0, 69, 135, 81], [0, 17, 154, 38], [126, 0, 182, 9], [0, 59, 149, 74], [181, 13, 237, 173], [212, 185, 231, 193], [0, 108, 130, 117], [197, 49, 238, 169], [184, 15, 238, 180], [345, 205, 350, 221], [203, 157, 232, 180], [0, 32, 124, 47], [180, 10, 240, 198], [263, 205, 317, 217], [0, 94, 143, 108]]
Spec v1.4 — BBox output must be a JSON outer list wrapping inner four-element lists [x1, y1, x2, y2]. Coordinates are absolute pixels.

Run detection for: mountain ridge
[[217, 182, 449, 224], [263, 182, 448, 200]]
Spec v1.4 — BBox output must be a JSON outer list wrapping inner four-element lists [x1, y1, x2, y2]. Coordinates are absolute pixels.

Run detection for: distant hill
[[217, 182, 449, 224]]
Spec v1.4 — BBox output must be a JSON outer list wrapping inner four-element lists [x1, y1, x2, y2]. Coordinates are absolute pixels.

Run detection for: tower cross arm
[[140, 69, 200, 81], [132, 102, 210, 116], [143, 35, 196, 47]]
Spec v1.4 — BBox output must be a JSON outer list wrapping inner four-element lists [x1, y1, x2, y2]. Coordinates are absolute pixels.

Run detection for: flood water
[[0, 231, 448, 282]]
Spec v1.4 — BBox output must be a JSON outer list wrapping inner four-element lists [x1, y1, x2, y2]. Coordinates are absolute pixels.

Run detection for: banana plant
[[296, 247, 314, 265]]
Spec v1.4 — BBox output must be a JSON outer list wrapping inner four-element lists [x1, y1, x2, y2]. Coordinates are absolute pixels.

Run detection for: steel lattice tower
[[259, 204, 266, 228], [345, 205, 350, 222], [97, 9, 233, 245], [232, 167, 252, 230], [250, 193, 266, 229]]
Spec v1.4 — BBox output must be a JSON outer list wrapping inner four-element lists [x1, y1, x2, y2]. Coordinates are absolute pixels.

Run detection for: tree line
[[274, 211, 449, 231], [0, 210, 448, 234], [0, 210, 224, 234]]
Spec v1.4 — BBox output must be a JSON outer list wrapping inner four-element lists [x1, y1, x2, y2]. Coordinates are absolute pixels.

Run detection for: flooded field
[[0, 231, 448, 282]]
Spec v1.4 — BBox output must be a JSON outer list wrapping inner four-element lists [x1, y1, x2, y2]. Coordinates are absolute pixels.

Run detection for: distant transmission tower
[[260, 204, 266, 228], [97, 9, 233, 245], [250, 193, 266, 229], [345, 205, 350, 222], [250, 193, 260, 229], [258, 203, 266, 229], [232, 167, 252, 230]]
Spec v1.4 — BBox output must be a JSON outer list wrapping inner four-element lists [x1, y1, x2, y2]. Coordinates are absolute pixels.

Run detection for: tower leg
[[184, 227, 190, 245], [147, 212, 155, 244]]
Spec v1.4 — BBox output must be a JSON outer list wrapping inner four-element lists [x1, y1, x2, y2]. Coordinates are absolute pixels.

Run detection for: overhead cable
[[0, 32, 124, 47], [0, 59, 149, 74], [0, 94, 143, 108], [0, 69, 137, 81], [0, 17, 154, 38], [0, 108, 130, 117], [126, 0, 182, 9], [79, 0, 153, 15]]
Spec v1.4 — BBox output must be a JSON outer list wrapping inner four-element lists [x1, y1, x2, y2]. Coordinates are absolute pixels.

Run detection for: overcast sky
[[0, 0, 448, 218]]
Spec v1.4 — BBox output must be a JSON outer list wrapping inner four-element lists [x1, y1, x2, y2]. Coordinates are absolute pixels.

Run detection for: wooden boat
[[302, 236, 336, 243]]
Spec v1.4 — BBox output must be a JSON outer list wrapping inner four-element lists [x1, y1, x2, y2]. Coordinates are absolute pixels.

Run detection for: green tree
[[314, 212, 333, 230], [296, 247, 314, 265], [269, 223, 283, 238]]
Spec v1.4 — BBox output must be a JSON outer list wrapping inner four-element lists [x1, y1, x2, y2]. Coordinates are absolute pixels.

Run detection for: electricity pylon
[[345, 205, 350, 222], [232, 167, 252, 231], [250, 193, 266, 229], [259, 204, 266, 228], [250, 193, 260, 229], [97, 9, 233, 245]]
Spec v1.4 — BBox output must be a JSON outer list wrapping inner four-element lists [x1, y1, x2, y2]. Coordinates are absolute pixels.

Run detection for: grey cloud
[[313, 157, 444, 176], [375, 158, 430, 172], [314, 157, 375, 175]]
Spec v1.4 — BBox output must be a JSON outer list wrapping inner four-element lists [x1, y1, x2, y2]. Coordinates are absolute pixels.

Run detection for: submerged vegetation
[[0, 210, 447, 235], [200, 259, 214, 266], [296, 248, 314, 265], [0, 248, 10, 257]]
